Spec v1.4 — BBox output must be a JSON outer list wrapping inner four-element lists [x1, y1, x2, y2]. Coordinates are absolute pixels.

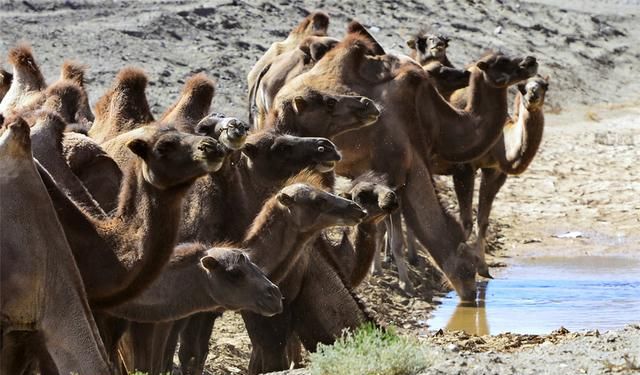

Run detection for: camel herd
[[0, 10, 549, 375]]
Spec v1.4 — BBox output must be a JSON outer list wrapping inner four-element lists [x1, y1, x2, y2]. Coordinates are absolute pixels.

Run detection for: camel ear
[[292, 96, 306, 114], [201, 256, 220, 271], [476, 61, 489, 71], [242, 143, 258, 159], [517, 83, 526, 95], [277, 192, 295, 207], [406, 38, 416, 49], [442, 36, 450, 47], [127, 138, 149, 159]]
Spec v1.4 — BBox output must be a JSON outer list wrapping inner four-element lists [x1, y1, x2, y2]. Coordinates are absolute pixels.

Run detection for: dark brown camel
[[275, 23, 538, 299], [247, 11, 330, 123], [251, 35, 339, 128], [0, 116, 111, 375], [89, 67, 154, 143], [0, 44, 47, 115]]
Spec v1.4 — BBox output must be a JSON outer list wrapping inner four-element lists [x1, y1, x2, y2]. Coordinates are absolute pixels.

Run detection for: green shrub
[[309, 324, 433, 375]]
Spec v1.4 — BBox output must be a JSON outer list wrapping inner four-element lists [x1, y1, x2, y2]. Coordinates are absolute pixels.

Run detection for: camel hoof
[[399, 280, 415, 295]]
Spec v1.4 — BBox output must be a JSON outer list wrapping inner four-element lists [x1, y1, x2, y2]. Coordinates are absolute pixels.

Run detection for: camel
[[160, 73, 215, 130], [247, 11, 330, 123], [0, 44, 47, 116], [251, 35, 339, 128], [0, 69, 12, 101], [406, 31, 453, 67], [0, 116, 111, 375], [275, 23, 538, 299], [89, 67, 154, 143], [432, 74, 550, 276]]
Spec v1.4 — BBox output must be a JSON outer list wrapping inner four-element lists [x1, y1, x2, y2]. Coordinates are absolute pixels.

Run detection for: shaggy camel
[[0, 45, 47, 115], [275, 23, 538, 299], [247, 11, 330, 123], [432, 74, 550, 276], [0, 69, 11, 101], [160, 73, 215, 130], [251, 35, 339, 128], [406, 31, 453, 67], [0, 117, 111, 375], [89, 67, 154, 143]]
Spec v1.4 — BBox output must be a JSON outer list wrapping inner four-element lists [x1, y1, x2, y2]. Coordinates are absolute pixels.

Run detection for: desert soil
[[2, 0, 639, 374]]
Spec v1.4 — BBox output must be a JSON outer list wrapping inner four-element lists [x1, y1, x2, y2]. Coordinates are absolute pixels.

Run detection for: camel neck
[[243, 200, 315, 283], [349, 221, 379, 287], [108, 249, 212, 322], [466, 70, 509, 120], [499, 99, 545, 175]]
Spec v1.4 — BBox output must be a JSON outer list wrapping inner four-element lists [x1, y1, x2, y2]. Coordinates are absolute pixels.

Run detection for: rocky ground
[[2, 0, 640, 374]]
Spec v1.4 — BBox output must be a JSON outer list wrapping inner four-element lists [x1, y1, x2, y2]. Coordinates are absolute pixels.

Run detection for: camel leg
[[159, 320, 185, 374], [476, 168, 507, 278], [286, 334, 304, 368], [0, 331, 37, 375], [372, 221, 386, 275], [452, 164, 476, 240], [387, 210, 412, 292], [405, 225, 420, 266], [242, 307, 292, 375], [178, 312, 220, 375]]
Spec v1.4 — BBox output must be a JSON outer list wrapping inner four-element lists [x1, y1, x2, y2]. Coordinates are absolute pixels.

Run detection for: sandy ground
[[3, 0, 640, 374]]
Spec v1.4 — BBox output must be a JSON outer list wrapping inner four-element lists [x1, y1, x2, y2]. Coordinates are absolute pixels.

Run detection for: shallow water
[[429, 256, 640, 335]]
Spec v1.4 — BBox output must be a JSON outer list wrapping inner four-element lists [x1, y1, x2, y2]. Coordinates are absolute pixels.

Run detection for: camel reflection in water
[[444, 281, 489, 336]]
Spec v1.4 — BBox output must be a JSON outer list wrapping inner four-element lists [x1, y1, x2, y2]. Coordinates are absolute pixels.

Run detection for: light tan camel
[[0, 116, 111, 375]]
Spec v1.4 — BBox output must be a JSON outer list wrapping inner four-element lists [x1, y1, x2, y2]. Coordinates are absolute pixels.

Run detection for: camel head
[[0, 115, 31, 158], [440, 243, 481, 302], [283, 90, 380, 138], [195, 113, 249, 151], [475, 52, 538, 88], [517, 74, 550, 111], [276, 182, 367, 232], [199, 247, 283, 317], [424, 62, 471, 92], [243, 129, 341, 177], [0, 69, 12, 100], [339, 173, 399, 224], [126, 127, 227, 189], [299, 36, 339, 62], [407, 32, 450, 65]]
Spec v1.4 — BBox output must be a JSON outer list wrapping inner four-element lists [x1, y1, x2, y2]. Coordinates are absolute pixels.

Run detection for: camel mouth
[[219, 133, 246, 151], [255, 298, 284, 317], [202, 158, 225, 173], [315, 160, 336, 173]]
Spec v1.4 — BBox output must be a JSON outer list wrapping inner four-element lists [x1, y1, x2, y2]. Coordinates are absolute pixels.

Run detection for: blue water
[[428, 256, 640, 335]]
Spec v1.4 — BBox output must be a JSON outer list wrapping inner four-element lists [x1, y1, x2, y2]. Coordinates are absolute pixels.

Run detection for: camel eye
[[326, 98, 337, 109], [317, 146, 325, 153]]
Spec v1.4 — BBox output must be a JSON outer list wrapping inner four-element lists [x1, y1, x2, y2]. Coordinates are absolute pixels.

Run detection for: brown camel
[[275, 23, 538, 299], [406, 31, 453, 67], [0, 44, 47, 115], [423, 61, 471, 101], [89, 67, 154, 143], [247, 10, 330, 123], [434, 74, 550, 276], [0, 69, 12, 101], [251, 35, 339, 128], [0, 116, 112, 375]]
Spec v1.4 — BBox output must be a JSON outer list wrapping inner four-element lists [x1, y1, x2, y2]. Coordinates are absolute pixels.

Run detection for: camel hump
[[182, 72, 215, 97], [346, 21, 386, 55], [292, 11, 329, 36], [8, 43, 38, 70], [60, 61, 88, 87], [46, 80, 82, 103], [115, 66, 148, 92]]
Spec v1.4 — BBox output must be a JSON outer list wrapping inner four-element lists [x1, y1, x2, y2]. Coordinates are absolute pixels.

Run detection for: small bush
[[309, 324, 433, 375]]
